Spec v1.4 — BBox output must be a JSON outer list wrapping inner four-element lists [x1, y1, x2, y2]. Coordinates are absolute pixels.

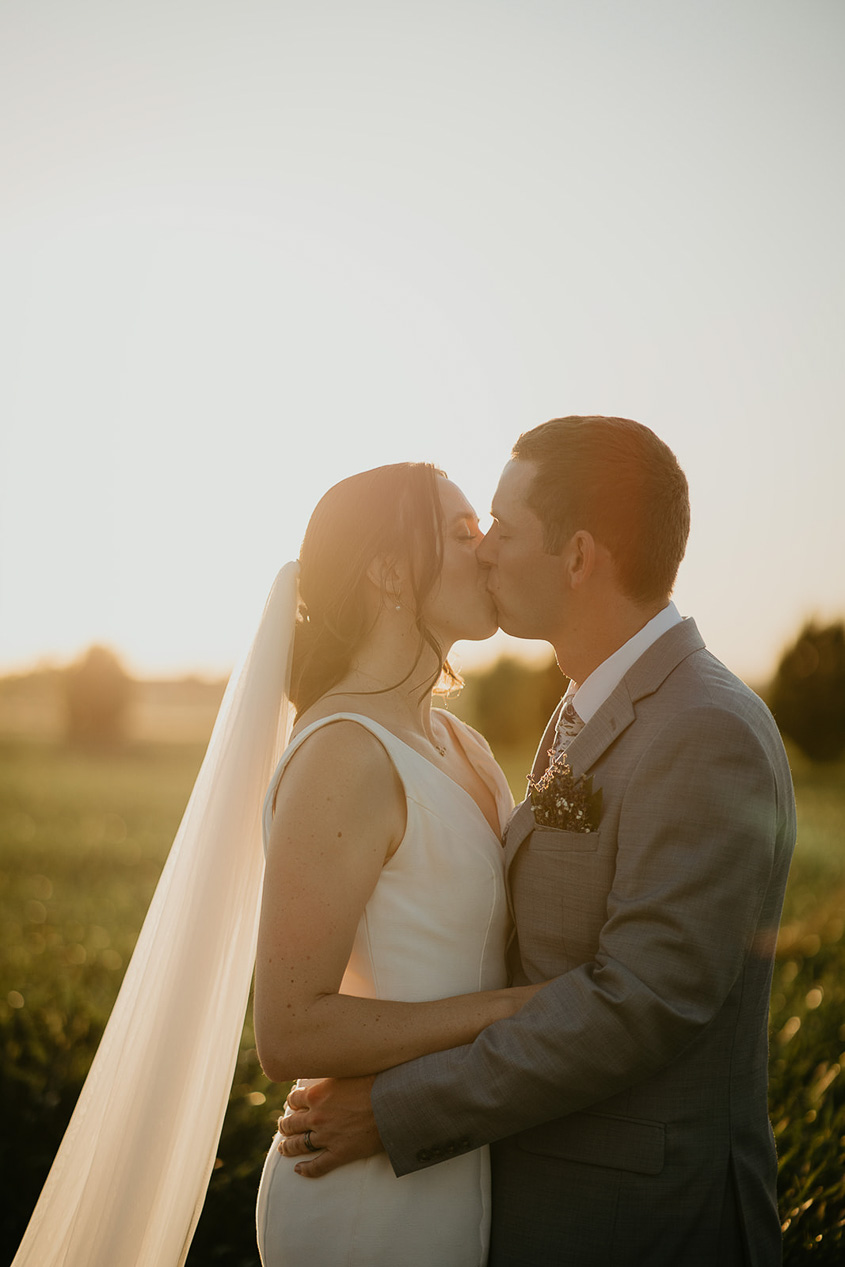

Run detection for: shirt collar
[[569, 601, 683, 724]]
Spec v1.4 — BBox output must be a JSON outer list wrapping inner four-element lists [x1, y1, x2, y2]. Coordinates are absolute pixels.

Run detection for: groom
[[281, 416, 796, 1265]]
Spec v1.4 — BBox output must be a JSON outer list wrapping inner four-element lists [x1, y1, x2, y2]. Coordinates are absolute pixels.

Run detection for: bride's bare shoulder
[[286, 703, 396, 789], [272, 706, 405, 851]]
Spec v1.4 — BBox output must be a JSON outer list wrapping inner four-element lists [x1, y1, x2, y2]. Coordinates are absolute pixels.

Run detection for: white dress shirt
[[566, 601, 683, 724]]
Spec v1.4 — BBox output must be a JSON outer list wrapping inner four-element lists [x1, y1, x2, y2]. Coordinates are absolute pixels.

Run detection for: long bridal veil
[[13, 563, 300, 1267]]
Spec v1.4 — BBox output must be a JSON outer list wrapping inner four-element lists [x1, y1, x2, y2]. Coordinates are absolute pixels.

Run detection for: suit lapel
[[503, 696, 636, 874], [563, 688, 636, 777], [503, 619, 706, 875], [570, 617, 705, 776], [530, 700, 564, 780], [503, 798, 535, 870], [503, 700, 564, 870]]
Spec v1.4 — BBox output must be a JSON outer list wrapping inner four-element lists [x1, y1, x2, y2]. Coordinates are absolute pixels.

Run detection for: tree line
[[56, 619, 845, 764]]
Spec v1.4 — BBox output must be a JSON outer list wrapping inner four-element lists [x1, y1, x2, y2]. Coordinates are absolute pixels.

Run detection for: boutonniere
[[528, 750, 602, 832]]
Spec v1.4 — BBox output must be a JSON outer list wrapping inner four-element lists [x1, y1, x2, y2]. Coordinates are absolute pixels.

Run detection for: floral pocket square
[[528, 751, 602, 833]]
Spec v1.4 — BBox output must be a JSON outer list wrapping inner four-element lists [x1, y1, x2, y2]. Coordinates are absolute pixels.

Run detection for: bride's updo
[[291, 462, 461, 718]]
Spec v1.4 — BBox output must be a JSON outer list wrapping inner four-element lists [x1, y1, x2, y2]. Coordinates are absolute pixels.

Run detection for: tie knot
[[562, 698, 579, 724], [556, 696, 584, 748]]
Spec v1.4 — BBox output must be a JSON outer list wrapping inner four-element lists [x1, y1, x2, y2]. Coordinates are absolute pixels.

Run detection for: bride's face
[[420, 479, 498, 644]]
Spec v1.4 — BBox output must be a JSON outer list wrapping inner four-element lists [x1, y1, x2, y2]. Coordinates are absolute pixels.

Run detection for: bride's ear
[[365, 556, 408, 610]]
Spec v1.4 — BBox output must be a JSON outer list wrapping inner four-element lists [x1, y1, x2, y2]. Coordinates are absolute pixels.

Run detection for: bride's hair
[[292, 462, 461, 718]]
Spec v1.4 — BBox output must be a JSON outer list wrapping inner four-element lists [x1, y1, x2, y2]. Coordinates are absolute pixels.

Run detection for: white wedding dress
[[255, 711, 513, 1267]]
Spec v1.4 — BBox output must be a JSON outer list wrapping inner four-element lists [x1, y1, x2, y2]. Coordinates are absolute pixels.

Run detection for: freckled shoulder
[[273, 719, 405, 824]]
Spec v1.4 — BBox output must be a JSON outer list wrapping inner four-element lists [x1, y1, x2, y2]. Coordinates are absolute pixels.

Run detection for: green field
[[1, 737, 844, 1264]]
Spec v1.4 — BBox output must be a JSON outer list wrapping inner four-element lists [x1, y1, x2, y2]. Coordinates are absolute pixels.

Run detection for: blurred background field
[[4, 4, 844, 1259], [1, 659, 844, 1265]]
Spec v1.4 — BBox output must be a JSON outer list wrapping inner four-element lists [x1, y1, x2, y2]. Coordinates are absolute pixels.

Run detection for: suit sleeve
[[372, 704, 782, 1175]]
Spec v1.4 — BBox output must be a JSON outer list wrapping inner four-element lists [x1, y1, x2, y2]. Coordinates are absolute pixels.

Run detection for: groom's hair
[[512, 416, 690, 604]]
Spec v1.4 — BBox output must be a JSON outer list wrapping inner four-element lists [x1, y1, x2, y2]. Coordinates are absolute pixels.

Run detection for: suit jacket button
[[417, 1149, 432, 1162], [458, 1139, 471, 1150]]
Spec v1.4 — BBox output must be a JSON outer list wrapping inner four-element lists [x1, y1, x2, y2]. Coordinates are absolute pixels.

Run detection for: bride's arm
[[254, 721, 539, 1082]]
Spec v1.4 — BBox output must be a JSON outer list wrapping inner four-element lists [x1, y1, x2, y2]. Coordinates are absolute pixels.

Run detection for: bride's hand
[[277, 1075, 383, 1178]]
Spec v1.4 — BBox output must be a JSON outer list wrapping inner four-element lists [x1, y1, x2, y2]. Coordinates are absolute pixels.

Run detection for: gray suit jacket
[[372, 619, 796, 1266]]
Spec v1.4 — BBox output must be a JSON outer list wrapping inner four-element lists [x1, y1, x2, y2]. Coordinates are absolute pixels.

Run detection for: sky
[[1, 0, 843, 685]]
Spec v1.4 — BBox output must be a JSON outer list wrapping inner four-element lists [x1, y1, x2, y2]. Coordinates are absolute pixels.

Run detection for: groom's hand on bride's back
[[278, 1074, 383, 1177]]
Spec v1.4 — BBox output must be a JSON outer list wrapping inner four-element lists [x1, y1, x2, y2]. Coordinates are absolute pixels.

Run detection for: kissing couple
[[15, 416, 795, 1267]]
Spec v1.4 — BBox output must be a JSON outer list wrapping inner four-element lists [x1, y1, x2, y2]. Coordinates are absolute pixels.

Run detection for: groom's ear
[[564, 530, 597, 590]]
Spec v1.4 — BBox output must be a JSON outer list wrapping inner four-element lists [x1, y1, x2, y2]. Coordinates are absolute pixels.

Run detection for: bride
[[254, 462, 542, 1265], [12, 461, 542, 1267]]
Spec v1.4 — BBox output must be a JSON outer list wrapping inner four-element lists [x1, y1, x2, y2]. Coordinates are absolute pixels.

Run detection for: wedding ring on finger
[[303, 1129, 320, 1153]]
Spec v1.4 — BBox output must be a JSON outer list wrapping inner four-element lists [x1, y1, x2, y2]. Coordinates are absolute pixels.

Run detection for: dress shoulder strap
[[261, 712, 415, 850]]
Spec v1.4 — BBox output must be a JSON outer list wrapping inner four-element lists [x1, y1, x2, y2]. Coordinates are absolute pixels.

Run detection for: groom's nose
[[476, 526, 497, 565]]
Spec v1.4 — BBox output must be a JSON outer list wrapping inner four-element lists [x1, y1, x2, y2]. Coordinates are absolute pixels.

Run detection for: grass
[[765, 748, 845, 1260], [0, 738, 281, 1266], [1, 737, 844, 1264]]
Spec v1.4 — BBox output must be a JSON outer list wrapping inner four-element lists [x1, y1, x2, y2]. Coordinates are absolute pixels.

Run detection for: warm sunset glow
[[2, 2, 843, 683]]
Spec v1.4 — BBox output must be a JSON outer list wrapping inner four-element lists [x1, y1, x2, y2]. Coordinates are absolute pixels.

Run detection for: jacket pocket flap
[[530, 825, 601, 854], [517, 1110, 665, 1176]]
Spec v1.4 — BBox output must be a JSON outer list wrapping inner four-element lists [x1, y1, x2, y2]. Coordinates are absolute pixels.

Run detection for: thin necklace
[[401, 721, 447, 758], [331, 671, 448, 757]]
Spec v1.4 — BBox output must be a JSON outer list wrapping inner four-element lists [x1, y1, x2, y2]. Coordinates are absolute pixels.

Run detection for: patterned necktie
[[553, 695, 584, 756]]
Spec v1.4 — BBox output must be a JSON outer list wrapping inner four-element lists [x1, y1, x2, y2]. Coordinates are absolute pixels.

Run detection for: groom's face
[[477, 459, 569, 642]]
